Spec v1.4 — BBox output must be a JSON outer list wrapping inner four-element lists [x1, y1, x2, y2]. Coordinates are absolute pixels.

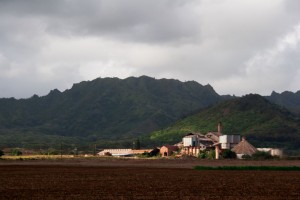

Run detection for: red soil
[[0, 159, 300, 199]]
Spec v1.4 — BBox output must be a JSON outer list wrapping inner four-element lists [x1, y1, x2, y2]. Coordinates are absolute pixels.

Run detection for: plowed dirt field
[[0, 163, 300, 199]]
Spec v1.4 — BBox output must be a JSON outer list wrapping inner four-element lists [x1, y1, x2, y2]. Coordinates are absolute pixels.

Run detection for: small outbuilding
[[231, 137, 257, 159], [160, 145, 179, 157]]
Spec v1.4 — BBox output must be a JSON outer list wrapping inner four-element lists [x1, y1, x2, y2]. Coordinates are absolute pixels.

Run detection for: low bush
[[198, 151, 207, 159], [222, 149, 237, 159], [104, 152, 112, 156], [251, 151, 273, 160], [10, 149, 22, 156], [207, 150, 215, 159], [241, 151, 279, 160]]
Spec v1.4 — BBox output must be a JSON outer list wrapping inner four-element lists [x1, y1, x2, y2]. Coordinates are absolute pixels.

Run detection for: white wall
[[219, 135, 240, 143], [183, 136, 196, 147]]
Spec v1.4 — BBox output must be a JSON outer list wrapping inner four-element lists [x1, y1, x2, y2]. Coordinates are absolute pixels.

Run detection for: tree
[[0, 150, 4, 157], [132, 138, 140, 150]]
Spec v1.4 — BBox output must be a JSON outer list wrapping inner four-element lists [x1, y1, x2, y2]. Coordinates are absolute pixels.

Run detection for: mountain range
[[0, 76, 221, 149], [0, 76, 299, 153]]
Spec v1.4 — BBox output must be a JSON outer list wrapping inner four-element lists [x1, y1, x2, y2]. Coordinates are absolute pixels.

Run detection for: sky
[[0, 0, 299, 98]]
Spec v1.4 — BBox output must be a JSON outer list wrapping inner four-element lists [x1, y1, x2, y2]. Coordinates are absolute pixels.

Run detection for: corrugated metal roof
[[161, 145, 179, 151], [132, 149, 153, 154], [98, 149, 133, 156]]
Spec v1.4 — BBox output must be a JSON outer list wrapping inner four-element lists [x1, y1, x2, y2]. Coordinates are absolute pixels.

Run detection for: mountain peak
[[271, 91, 279, 96], [266, 90, 300, 116], [48, 89, 61, 95]]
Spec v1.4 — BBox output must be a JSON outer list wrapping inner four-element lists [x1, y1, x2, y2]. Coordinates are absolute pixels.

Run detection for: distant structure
[[160, 145, 179, 157], [179, 122, 232, 157], [98, 149, 153, 157], [178, 122, 256, 159], [99, 122, 283, 159], [231, 137, 257, 159], [181, 133, 214, 156], [257, 148, 283, 158], [98, 149, 133, 157], [205, 132, 221, 143], [206, 122, 223, 143], [213, 134, 240, 159], [219, 135, 240, 149]]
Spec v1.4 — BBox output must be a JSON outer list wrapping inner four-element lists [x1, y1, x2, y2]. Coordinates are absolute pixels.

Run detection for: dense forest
[[0, 76, 221, 150], [0, 76, 299, 154]]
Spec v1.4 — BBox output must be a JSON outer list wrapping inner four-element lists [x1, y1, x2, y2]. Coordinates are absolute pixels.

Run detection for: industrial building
[[231, 137, 257, 159]]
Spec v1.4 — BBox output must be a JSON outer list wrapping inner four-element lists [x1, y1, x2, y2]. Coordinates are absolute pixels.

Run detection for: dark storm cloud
[[0, 0, 299, 98], [0, 0, 200, 43]]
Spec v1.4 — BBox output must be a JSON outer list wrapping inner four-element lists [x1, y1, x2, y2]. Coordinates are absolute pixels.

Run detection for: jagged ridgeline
[[266, 91, 300, 117], [149, 94, 300, 154], [0, 76, 221, 149]]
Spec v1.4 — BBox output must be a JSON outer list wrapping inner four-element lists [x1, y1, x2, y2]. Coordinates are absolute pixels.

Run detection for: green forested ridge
[[266, 91, 300, 117], [0, 76, 299, 153], [0, 76, 221, 149], [149, 94, 300, 154]]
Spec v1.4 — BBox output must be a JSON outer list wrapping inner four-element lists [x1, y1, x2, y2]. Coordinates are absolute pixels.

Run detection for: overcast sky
[[0, 0, 299, 98]]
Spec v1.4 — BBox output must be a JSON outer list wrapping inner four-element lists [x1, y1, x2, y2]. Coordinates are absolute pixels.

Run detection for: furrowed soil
[[0, 159, 300, 199]]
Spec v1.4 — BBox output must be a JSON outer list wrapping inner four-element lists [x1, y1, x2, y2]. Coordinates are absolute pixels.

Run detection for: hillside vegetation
[[0, 76, 299, 153], [0, 76, 221, 149], [266, 91, 300, 117], [149, 94, 300, 154]]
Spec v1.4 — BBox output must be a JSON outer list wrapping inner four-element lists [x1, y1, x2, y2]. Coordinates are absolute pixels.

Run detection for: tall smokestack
[[218, 122, 222, 134]]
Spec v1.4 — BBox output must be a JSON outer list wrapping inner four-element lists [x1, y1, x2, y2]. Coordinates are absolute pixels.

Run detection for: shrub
[[104, 152, 112, 156], [41, 148, 59, 155], [242, 151, 275, 160], [207, 150, 216, 159], [10, 148, 22, 156], [251, 151, 273, 160], [149, 148, 160, 157], [198, 151, 207, 159], [0, 150, 4, 157], [222, 149, 237, 159], [136, 152, 151, 158], [241, 154, 252, 159]]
